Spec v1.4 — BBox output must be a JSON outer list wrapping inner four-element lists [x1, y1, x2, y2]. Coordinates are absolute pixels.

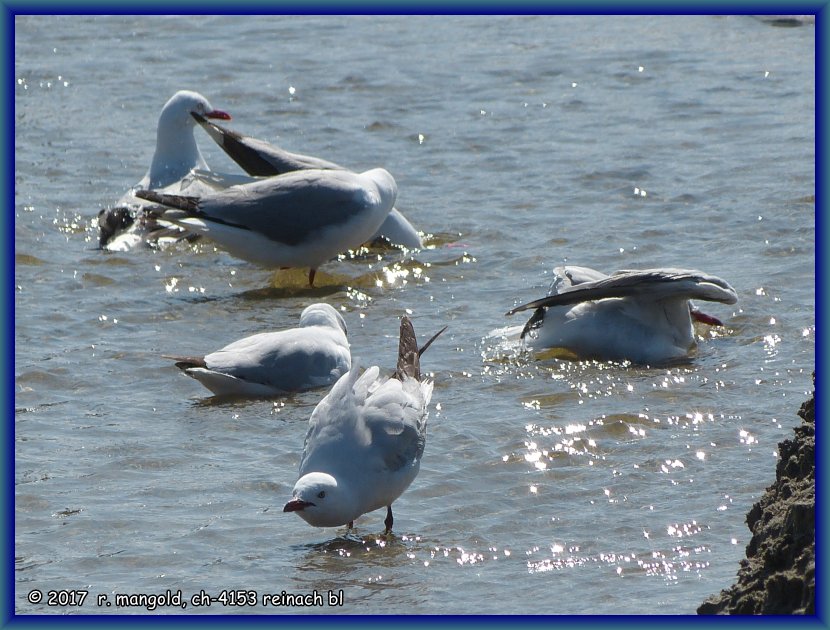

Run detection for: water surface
[[14, 14, 815, 615]]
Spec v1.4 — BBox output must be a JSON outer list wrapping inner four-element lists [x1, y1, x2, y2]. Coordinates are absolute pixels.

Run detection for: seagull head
[[147, 90, 232, 189], [298, 303, 348, 337], [159, 90, 231, 129], [284, 472, 354, 528]]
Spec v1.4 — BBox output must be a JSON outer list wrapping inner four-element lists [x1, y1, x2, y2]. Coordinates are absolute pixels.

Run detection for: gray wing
[[507, 268, 737, 315], [362, 383, 427, 472], [192, 112, 343, 176], [139, 169, 375, 247], [371, 417, 425, 472], [300, 365, 427, 475], [299, 364, 368, 474], [206, 329, 348, 391]]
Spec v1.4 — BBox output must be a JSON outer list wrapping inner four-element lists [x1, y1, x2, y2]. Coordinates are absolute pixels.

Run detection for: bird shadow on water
[[187, 390, 320, 413], [281, 532, 425, 601], [171, 234, 472, 306], [290, 530, 433, 568]]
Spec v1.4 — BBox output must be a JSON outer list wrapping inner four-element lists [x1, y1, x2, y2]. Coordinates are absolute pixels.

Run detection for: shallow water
[[14, 14, 815, 615]]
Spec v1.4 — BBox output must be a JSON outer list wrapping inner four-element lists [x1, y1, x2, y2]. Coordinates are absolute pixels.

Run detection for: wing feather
[[507, 268, 737, 315]]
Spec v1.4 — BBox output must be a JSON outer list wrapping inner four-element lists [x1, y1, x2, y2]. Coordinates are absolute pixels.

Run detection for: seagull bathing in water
[[163, 303, 350, 397], [98, 90, 231, 251], [506, 266, 738, 364], [135, 166, 397, 286], [284, 315, 446, 533]]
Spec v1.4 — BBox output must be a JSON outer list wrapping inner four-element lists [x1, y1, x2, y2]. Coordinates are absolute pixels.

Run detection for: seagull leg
[[384, 506, 393, 534], [348, 520, 354, 530], [308, 268, 316, 287]]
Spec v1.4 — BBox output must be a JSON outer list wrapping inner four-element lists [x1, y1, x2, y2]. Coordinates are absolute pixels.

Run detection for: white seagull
[[191, 112, 424, 250], [98, 90, 231, 251], [163, 303, 350, 397], [506, 266, 738, 364], [135, 166, 397, 286], [283, 315, 446, 533]]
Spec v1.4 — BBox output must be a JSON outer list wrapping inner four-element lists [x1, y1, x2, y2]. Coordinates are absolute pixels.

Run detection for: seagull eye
[[317, 491, 326, 499]]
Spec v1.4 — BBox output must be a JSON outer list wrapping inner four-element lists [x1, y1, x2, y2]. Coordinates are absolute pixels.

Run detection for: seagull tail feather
[[135, 189, 200, 214], [162, 354, 207, 371], [395, 316, 447, 382], [396, 315, 420, 382]]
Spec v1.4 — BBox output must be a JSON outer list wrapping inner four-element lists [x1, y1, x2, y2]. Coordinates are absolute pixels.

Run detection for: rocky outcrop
[[698, 374, 815, 615]]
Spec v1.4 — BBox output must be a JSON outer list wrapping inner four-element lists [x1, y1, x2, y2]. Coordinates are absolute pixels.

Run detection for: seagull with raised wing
[[506, 266, 738, 364], [164, 303, 350, 397], [284, 315, 446, 533], [191, 112, 424, 250], [135, 166, 397, 286], [98, 90, 231, 251]]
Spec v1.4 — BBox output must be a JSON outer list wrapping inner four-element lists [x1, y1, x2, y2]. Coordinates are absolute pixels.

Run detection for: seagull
[[283, 315, 446, 533], [99, 90, 231, 251], [163, 303, 350, 397], [135, 167, 397, 286], [191, 112, 424, 250], [505, 266, 738, 364]]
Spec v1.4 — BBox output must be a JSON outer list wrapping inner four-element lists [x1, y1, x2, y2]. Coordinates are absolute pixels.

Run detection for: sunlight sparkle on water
[[739, 429, 757, 445], [666, 521, 703, 538]]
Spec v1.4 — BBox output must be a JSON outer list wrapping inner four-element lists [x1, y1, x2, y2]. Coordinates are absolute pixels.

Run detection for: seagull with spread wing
[[506, 266, 738, 364]]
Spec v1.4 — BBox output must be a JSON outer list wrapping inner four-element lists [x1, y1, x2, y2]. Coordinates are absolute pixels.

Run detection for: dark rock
[[698, 372, 815, 615]]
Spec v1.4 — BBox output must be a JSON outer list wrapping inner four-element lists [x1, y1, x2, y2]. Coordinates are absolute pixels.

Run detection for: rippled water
[[14, 14, 815, 615]]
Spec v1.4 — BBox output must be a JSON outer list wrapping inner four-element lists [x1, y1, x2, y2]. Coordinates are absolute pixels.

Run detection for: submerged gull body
[[192, 112, 424, 249], [164, 303, 350, 397], [284, 315, 445, 532], [506, 266, 738, 364], [136, 167, 397, 285], [98, 90, 231, 251]]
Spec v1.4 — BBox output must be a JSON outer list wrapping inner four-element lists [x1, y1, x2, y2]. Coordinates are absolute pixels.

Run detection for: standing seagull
[[506, 266, 738, 364], [99, 90, 231, 251], [163, 303, 350, 397], [191, 112, 424, 250], [135, 167, 397, 286], [284, 315, 446, 533]]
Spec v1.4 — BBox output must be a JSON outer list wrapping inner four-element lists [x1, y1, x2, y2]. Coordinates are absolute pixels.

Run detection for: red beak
[[283, 498, 314, 513], [206, 109, 231, 121], [691, 308, 724, 327]]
